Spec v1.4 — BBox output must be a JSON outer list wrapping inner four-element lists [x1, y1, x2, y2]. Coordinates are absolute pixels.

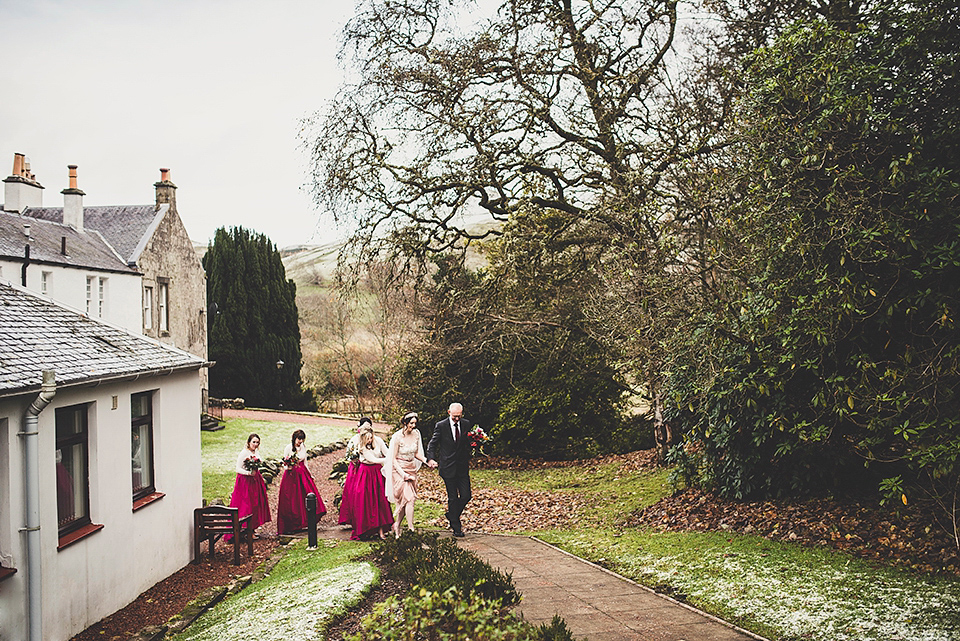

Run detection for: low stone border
[[126, 541, 292, 640], [258, 440, 349, 485]]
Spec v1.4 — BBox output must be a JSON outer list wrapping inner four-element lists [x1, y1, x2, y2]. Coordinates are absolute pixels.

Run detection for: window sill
[[133, 491, 165, 512], [0, 566, 16, 582], [58, 523, 104, 550]]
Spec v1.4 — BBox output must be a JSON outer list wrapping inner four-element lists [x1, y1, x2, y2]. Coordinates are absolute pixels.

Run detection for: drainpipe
[[20, 370, 56, 641]]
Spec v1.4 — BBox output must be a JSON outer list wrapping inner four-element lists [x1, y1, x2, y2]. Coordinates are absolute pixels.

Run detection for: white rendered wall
[[0, 263, 142, 334], [0, 369, 202, 641], [0, 410, 27, 641]]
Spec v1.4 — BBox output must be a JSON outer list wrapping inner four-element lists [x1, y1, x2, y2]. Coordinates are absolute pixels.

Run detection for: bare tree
[[303, 0, 731, 261]]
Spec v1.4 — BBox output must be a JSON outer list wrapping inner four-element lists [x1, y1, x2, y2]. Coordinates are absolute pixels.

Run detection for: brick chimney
[[154, 167, 177, 212], [3, 152, 45, 212], [61, 165, 85, 232]]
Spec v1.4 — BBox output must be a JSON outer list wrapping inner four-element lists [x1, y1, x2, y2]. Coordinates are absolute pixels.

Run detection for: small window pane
[[55, 404, 90, 535], [131, 392, 155, 499], [158, 282, 168, 332], [57, 445, 87, 528], [143, 286, 153, 330]]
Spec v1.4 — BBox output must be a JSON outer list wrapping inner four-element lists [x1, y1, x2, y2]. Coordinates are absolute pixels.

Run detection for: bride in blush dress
[[385, 412, 428, 537], [348, 425, 394, 540]]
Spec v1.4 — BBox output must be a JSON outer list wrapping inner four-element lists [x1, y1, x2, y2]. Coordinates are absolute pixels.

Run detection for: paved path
[[458, 533, 764, 641]]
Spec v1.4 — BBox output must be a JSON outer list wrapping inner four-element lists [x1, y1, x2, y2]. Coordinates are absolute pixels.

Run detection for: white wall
[[0, 263, 142, 334], [0, 369, 202, 641]]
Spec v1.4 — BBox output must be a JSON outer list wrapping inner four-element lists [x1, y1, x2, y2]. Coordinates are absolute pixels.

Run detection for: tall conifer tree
[[203, 226, 311, 409]]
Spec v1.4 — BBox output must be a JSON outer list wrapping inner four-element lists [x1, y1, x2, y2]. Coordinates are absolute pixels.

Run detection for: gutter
[[19, 370, 56, 641], [0, 361, 212, 401]]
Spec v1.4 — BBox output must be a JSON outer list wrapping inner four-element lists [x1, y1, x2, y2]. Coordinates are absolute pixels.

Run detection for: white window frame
[[158, 281, 169, 333], [85, 277, 94, 315], [41, 270, 52, 295], [143, 286, 154, 330], [97, 277, 107, 318]]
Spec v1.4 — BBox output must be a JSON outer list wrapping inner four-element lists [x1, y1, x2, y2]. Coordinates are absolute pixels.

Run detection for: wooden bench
[[193, 505, 253, 565]]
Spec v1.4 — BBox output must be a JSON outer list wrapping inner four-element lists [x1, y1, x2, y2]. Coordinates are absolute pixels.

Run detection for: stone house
[[0, 281, 206, 641], [1, 152, 210, 407]]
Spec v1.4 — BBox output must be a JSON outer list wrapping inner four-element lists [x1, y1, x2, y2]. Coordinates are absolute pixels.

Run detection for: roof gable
[[0, 282, 204, 397]]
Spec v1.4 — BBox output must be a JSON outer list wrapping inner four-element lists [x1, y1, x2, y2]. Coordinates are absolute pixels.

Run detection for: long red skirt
[[338, 463, 359, 525], [227, 471, 271, 539], [277, 462, 326, 534], [349, 462, 394, 540]]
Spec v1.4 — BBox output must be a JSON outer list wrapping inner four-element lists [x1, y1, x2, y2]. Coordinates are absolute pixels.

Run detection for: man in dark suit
[[426, 402, 471, 537]]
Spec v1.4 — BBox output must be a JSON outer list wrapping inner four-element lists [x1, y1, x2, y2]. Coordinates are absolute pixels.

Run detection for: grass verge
[[170, 540, 375, 641], [471, 462, 670, 526], [202, 417, 352, 502], [538, 528, 960, 641], [471, 460, 960, 641]]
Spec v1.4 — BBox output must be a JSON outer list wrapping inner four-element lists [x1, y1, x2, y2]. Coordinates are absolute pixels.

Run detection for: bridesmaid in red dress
[[348, 425, 394, 540], [227, 433, 271, 539], [338, 417, 372, 526], [277, 429, 326, 534]]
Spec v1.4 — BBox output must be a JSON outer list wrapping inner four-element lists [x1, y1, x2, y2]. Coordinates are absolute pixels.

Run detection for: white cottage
[[0, 281, 207, 641], [2, 152, 210, 409]]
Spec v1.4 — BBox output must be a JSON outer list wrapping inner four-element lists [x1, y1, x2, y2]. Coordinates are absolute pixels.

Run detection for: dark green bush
[[374, 531, 519, 606], [347, 587, 540, 641], [538, 616, 582, 641]]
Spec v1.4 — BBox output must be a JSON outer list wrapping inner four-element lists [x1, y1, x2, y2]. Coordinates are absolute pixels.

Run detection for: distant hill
[[194, 212, 500, 287], [280, 241, 342, 285]]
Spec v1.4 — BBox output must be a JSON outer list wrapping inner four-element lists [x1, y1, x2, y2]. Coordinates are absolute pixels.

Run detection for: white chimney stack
[[3, 152, 45, 212], [61, 165, 85, 232]]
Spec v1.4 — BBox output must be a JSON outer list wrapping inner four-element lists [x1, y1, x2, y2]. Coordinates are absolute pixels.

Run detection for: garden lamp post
[[276, 359, 284, 410]]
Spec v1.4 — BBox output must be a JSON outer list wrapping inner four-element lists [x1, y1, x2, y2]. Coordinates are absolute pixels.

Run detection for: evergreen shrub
[[374, 531, 519, 606]]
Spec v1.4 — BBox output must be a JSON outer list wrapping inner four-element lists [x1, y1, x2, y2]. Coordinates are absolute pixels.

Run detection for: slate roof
[[0, 282, 204, 397], [0, 210, 137, 274], [21, 205, 164, 265]]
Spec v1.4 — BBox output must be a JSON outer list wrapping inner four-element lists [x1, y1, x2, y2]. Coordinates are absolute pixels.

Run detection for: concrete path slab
[[455, 533, 766, 641]]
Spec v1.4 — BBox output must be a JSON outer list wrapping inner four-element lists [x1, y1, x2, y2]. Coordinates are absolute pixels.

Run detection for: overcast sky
[[0, 0, 355, 249]]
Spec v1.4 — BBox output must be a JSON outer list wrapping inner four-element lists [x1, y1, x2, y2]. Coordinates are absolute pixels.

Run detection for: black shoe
[[453, 530, 465, 538]]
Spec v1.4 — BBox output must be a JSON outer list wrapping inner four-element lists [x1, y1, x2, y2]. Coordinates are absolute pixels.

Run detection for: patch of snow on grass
[[562, 536, 960, 641], [176, 562, 376, 641]]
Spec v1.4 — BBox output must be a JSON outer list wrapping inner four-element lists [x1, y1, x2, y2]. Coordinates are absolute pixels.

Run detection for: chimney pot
[[12, 153, 24, 177], [155, 167, 177, 211], [68, 165, 79, 190]]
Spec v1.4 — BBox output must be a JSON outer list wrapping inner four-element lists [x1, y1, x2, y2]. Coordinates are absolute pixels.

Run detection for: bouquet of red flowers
[[282, 452, 300, 468], [242, 456, 262, 472], [467, 426, 490, 455]]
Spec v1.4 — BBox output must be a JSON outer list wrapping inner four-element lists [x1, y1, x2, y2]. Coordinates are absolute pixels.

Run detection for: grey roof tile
[[0, 282, 204, 396], [22, 205, 161, 264], [0, 210, 138, 274]]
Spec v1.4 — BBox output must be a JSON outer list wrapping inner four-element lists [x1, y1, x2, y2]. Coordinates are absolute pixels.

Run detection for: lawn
[[169, 540, 375, 641], [470, 463, 960, 641], [201, 418, 353, 503]]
